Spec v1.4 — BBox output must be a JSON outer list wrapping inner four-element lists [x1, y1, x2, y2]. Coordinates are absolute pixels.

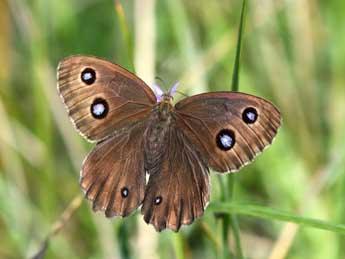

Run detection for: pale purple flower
[[169, 82, 180, 97], [152, 81, 180, 102], [152, 84, 164, 102]]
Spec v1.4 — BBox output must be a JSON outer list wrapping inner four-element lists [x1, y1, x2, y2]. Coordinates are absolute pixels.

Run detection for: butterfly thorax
[[158, 96, 174, 121]]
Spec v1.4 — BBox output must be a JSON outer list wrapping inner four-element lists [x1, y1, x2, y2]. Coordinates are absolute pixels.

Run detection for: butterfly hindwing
[[81, 122, 147, 217], [141, 126, 210, 232], [175, 92, 281, 172]]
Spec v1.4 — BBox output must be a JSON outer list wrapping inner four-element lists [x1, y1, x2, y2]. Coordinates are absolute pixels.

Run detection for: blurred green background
[[1, 0, 345, 258]]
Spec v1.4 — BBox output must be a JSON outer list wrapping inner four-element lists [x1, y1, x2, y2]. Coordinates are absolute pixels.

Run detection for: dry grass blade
[[133, 0, 159, 258], [30, 195, 83, 259]]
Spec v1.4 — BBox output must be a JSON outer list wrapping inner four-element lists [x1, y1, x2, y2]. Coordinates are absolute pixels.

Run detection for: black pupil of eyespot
[[216, 129, 235, 151], [154, 196, 162, 205], [242, 107, 258, 124], [81, 68, 96, 85], [121, 187, 129, 198], [91, 98, 109, 119]]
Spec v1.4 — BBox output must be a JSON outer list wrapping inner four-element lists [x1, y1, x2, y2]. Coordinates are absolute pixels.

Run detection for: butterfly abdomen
[[144, 106, 173, 175]]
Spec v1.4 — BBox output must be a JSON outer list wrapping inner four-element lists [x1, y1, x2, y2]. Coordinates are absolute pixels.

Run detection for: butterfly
[[57, 55, 281, 232]]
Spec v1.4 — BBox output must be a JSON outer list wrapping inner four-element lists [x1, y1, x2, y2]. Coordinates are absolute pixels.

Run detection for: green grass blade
[[231, 0, 247, 92], [114, 0, 135, 71], [222, 0, 248, 258], [173, 233, 185, 259], [230, 214, 243, 258], [228, 176, 243, 259], [209, 202, 345, 234]]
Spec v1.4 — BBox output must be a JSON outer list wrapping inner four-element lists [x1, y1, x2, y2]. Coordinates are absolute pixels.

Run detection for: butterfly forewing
[[57, 55, 156, 142], [174, 92, 281, 172]]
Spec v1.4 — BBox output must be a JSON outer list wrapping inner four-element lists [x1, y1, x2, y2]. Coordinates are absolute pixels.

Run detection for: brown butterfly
[[57, 55, 281, 232]]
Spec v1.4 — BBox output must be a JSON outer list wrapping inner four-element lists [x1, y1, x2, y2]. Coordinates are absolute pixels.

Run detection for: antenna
[[154, 76, 166, 88], [175, 90, 189, 98]]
